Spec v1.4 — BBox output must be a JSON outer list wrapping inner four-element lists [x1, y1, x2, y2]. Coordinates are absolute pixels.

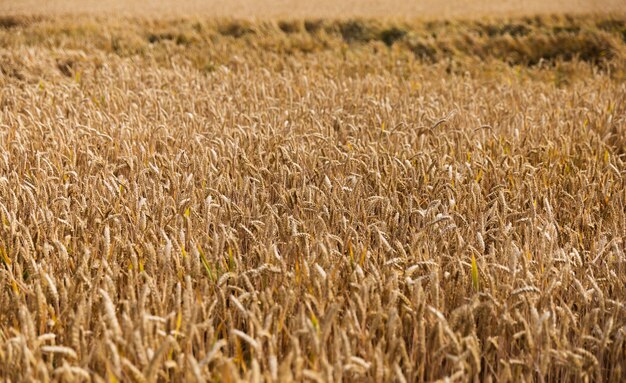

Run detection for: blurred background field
[[1, 0, 625, 18]]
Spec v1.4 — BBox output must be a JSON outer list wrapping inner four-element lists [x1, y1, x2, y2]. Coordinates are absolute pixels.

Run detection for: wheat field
[[0, 9, 625, 383]]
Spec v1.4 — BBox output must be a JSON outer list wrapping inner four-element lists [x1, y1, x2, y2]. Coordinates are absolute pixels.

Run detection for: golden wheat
[[0, 13, 625, 383]]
